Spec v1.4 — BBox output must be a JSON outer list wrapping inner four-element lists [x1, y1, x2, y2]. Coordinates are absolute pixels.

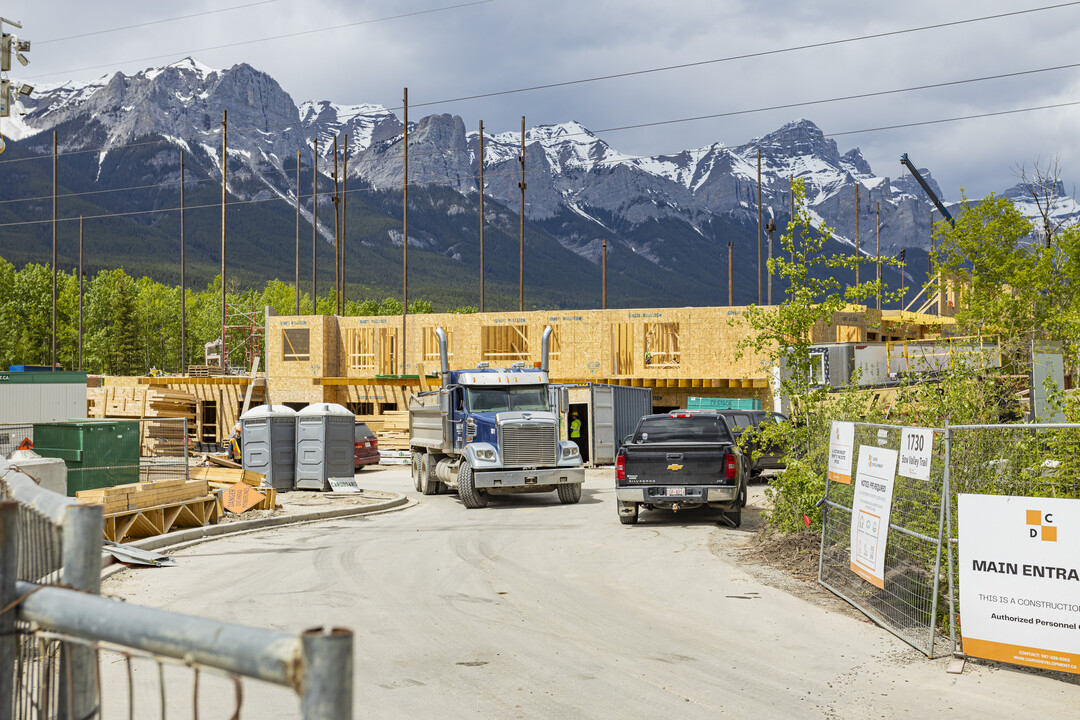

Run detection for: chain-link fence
[[1, 468, 354, 719], [944, 423, 1080, 658], [819, 423, 950, 657], [819, 421, 1080, 662]]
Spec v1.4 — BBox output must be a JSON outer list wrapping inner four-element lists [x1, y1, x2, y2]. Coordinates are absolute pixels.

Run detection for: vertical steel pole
[[299, 628, 353, 720], [479, 120, 485, 313], [602, 238, 607, 309], [727, 240, 733, 306], [296, 150, 301, 316], [78, 216, 83, 372], [0, 501, 16, 720], [312, 137, 318, 315], [342, 133, 348, 313], [181, 151, 186, 373], [333, 134, 340, 315], [876, 202, 881, 311], [52, 131, 58, 370], [59, 503, 104, 719], [943, 421, 959, 656], [928, 428, 949, 659], [854, 184, 860, 286], [220, 110, 227, 369], [790, 172, 796, 260], [402, 88, 409, 375], [766, 221, 774, 305], [756, 148, 762, 306], [518, 116, 526, 313]]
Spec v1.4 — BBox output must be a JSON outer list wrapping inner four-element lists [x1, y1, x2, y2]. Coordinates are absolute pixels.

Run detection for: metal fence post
[[927, 426, 949, 658], [300, 627, 353, 720], [942, 419, 958, 656], [59, 503, 104, 719], [1, 500, 19, 720]]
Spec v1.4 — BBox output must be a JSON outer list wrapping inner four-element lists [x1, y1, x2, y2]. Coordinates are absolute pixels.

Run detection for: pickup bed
[[614, 410, 747, 527]]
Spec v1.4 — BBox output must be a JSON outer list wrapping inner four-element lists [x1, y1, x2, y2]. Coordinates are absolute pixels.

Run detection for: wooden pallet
[[187, 365, 225, 377], [76, 477, 220, 543]]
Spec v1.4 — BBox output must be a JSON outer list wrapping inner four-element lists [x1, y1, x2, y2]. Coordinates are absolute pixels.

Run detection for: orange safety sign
[[222, 481, 265, 514]]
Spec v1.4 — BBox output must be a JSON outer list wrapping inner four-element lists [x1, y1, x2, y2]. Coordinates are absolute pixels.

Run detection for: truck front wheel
[[556, 483, 582, 504], [457, 463, 488, 508]]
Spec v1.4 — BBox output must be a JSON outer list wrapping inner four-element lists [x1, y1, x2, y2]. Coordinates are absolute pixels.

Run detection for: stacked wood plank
[[88, 386, 198, 420], [189, 466, 278, 513], [76, 477, 218, 543], [188, 365, 226, 377], [374, 410, 411, 451]]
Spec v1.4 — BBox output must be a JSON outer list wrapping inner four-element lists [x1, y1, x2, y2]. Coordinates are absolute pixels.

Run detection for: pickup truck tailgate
[[621, 443, 731, 485]]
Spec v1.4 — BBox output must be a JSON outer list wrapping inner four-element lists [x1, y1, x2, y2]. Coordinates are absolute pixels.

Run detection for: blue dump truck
[[408, 326, 585, 508]]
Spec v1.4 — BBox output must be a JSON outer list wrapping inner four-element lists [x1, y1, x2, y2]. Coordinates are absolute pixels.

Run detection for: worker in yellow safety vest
[[569, 412, 582, 448], [228, 423, 242, 463]]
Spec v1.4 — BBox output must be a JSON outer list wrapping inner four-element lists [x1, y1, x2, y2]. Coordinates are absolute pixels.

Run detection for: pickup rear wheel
[[618, 501, 638, 525], [556, 483, 582, 504], [457, 462, 488, 508], [410, 451, 423, 492], [420, 453, 440, 495]]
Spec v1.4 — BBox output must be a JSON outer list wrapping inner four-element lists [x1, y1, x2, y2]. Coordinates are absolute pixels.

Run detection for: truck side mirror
[[558, 388, 569, 414], [439, 388, 451, 417]]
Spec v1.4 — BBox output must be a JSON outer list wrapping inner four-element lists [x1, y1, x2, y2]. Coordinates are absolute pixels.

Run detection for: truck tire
[[420, 453, 440, 495], [457, 462, 488, 508], [410, 451, 423, 492], [618, 501, 638, 525], [556, 482, 582, 504]]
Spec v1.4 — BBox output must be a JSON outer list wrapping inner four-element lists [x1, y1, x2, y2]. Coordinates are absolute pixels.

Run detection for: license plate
[[665, 487, 686, 497]]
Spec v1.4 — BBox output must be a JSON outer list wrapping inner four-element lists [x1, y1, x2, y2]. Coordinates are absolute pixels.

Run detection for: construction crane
[[900, 153, 954, 227]]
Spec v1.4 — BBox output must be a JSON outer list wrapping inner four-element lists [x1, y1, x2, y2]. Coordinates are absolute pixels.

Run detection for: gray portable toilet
[[294, 403, 355, 491], [240, 405, 297, 490]]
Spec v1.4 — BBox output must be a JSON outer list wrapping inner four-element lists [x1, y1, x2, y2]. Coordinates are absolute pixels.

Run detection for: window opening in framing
[[481, 324, 529, 363], [644, 322, 681, 368], [282, 329, 310, 362]]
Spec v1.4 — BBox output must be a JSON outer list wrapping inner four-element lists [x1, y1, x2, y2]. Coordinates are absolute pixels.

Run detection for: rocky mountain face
[[5, 57, 1073, 307]]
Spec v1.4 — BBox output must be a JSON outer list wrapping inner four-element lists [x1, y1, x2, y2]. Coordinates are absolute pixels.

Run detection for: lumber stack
[[375, 410, 411, 451], [187, 365, 225, 377], [189, 466, 278, 512], [76, 477, 218, 543], [88, 386, 198, 420]]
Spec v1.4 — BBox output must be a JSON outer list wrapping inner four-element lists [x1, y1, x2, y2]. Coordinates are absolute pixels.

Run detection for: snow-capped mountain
[[4, 57, 1074, 307]]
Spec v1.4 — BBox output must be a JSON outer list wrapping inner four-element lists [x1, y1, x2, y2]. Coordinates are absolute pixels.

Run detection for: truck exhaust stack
[[541, 325, 552, 373], [435, 327, 450, 385]]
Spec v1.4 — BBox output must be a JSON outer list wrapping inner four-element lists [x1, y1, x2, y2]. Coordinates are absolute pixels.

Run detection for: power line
[[3, 56, 1080, 209], [35, 1, 282, 45], [26, 0, 497, 81], [2, 95, 1079, 232], [408, 2, 1080, 109]]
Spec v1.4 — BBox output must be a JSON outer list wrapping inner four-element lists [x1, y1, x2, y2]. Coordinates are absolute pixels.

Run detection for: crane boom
[[900, 153, 954, 227]]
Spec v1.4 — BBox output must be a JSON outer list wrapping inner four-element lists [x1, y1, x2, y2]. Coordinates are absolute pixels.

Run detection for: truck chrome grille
[[499, 423, 557, 467]]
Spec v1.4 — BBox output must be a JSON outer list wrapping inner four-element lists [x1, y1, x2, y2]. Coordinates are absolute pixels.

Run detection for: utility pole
[[875, 202, 881, 312], [479, 119, 485, 313], [51, 130, 56, 370], [312, 136, 318, 315], [295, 150, 300, 316], [602, 238, 607, 309], [78, 216, 83, 371], [765, 220, 776, 305], [756, 148, 762, 305], [342, 133, 348, 314], [727, 240, 734, 306], [220, 110, 227, 369], [402, 87, 409, 375], [180, 151, 186, 373], [518, 116, 526, 312], [333, 134, 340, 315], [854, 184, 860, 286]]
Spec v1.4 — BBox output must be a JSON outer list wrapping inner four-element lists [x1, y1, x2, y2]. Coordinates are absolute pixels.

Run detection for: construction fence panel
[[819, 423, 949, 657], [945, 423, 1080, 658]]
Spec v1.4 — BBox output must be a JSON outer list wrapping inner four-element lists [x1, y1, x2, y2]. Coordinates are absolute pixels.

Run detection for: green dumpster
[[32, 420, 141, 496]]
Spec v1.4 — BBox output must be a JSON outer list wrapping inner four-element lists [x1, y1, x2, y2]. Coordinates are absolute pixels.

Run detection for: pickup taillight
[[725, 453, 737, 480], [616, 454, 626, 481]]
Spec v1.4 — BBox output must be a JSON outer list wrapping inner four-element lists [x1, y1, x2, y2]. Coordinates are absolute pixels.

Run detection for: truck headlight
[[562, 445, 579, 458], [478, 449, 495, 460]]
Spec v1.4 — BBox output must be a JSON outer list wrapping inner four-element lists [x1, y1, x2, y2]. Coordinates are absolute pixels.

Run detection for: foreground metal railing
[[0, 468, 353, 719]]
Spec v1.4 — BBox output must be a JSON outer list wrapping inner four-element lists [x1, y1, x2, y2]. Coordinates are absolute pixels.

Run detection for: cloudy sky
[[11, 0, 1080, 199]]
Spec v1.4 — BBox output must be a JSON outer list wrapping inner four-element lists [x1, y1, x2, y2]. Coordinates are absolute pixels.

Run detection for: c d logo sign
[[1027, 509, 1057, 542]]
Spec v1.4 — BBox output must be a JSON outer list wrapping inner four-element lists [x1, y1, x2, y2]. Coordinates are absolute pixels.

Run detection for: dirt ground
[[215, 488, 386, 524]]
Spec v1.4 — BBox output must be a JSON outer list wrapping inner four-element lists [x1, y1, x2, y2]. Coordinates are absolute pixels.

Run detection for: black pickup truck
[[614, 410, 747, 527]]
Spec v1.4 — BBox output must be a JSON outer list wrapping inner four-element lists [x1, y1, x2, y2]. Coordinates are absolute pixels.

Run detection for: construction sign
[[828, 421, 854, 484], [222, 482, 265, 514], [959, 494, 1080, 674], [849, 444, 898, 589]]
